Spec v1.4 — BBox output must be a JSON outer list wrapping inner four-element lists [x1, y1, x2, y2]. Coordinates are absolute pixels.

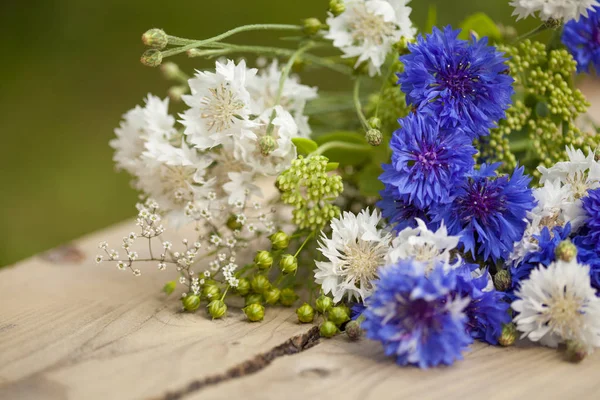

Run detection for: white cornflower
[[181, 59, 256, 150], [325, 0, 416, 76], [510, 0, 599, 22], [247, 60, 318, 136], [512, 260, 600, 353], [315, 208, 393, 303], [386, 218, 460, 274]]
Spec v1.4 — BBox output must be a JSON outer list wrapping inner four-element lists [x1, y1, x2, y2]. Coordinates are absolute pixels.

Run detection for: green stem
[[375, 60, 397, 118], [220, 285, 230, 301], [514, 23, 547, 43], [311, 140, 371, 156], [294, 232, 315, 258], [161, 24, 302, 58], [353, 78, 369, 130]]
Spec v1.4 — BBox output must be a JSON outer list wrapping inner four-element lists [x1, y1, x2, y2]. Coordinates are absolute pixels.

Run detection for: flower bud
[[498, 323, 517, 347], [368, 116, 381, 129], [494, 270, 511, 292], [236, 278, 251, 296], [296, 303, 315, 323], [339, 303, 351, 318], [280, 288, 298, 307], [280, 254, 298, 274], [227, 214, 243, 231], [345, 320, 362, 341], [140, 49, 163, 67], [244, 303, 265, 322], [303, 18, 323, 36], [160, 61, 180, 80], [207, 299, 227, 319], [270, 231, 290, 250], [329, 0, 345, 16], [182, 295, 200, 312], [254, 250, 273, 270], [565, 340, 587, 363], [245, 293, 263, 306], [264, 288, 281, 305], [329, 306, 349, 326], [320, 321, 338, 338], [365, 129, 383, 146], [315, 295, 333, 313], [555, 240, 577, 262], [202, 284, 221, 300], [142, 28, 168, 49], [251, 275, 271, 294], [259, 135, 277, 156], [168, 86, 186, 102], [543, 18, 563, 30]]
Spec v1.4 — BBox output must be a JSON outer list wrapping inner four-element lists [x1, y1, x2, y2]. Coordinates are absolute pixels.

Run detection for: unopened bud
[[543, 18, 563, 30], [303, 18, 323, 36], [227, 214, 243, 231], [345, 320, 362, 341], [565, 340, 587, 363], [270, 231, 290, 250], [142, 28, 168, 49], [296, 303, 315, 323], [329, 0, 345, 16], [140, 49, 163, 67], [244, 303, 265, 322], [236, 278, 251, 296], [160, 61, 180, 79], [494, 270, 511, 292], [264, 288, 281, 305], [202, 284, 221, 300], [320, 321, 338, 338], [280, 254, 298, 274], [315, 295, 333, 313], [207, 299, 227, 319], [259, 135, 277, 156], [368, 117, 381, 129], [555, 240, 577, 262], [329, 306, 350, 326], [168, 86, 186, 102], [182, 295, 200, 312], [366, 128, 383, 146], [280, 288, 298, 307], [245, 293, 263, 306], [254, 250, 273, 270], [251, 275, 271, 294], [498, 323, 517, 347]]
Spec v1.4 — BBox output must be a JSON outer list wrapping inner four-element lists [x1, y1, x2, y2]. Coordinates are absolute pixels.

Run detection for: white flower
[[222, 171, 263, 205], [247, 60, 318, 136], [325, 0, 416, 76], [181, 59, 257, 150], [386, 218, 460, 274], [510, 0, 600, 22], [315, 208, 392, 303], [234, 106, 298, 176], [512, 259, 600, 353]]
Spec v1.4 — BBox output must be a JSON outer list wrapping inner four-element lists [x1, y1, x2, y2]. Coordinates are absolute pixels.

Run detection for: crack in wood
[[153, 326, 321, 400]]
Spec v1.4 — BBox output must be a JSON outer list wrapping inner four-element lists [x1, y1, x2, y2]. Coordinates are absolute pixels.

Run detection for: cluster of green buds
[[310, 295, 353, 338], [140, 28, 168, 67], [480, 40, 598, 177], [179, 279, 229, 320], [277, 156, 343, 231]]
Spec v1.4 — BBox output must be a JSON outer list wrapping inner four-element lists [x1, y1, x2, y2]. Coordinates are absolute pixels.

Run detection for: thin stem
[[161, 24, 302, 58], [514, 23, 547, 43], [375, 61, 397, 117], [353, 78, 369, 130], [220, 285, 230, 301], [311, 140, 371, 156], [294, 232, 315, 258], [148, 239, 154, 259]]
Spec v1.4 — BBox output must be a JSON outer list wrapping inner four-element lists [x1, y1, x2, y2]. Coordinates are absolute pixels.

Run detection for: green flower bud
[[315, 295, 333, 313], [244, 303, 265, 322], [161, 62, 181, 80], [226, 214, 243, 231], [565, 340, 587, 363], [498, 323, 517, 347], [329, 0, 345, 16], [303, 18, 323, 36], [259, 135, 277, 156], [339, 303, 351, 318], [142, 28, 168, 49], [296, 303, 315, 323], [251, 275, 271, 294], [320, 321, 338, 338], [555, 240, 577, 262], [279, 254, 298, 274], [201, 284, 221, 300], [345, 320, 362, 341], [280, 288, 299, 307], [543, 18, 563, 30], [365, 128, 383, 146], [264, 288, 281, 305], [494, 270, 511, 292], [270, 231, 290, 250], [207, 299, 227, 319], [254, 251, 273, 270], [182, 295, 200, 312], [140, 49, 163, 67], [162, 280, 176, 295], [245, 293, 263, 306], [167, 86, 186, 102], [368, 116, 381, 129], [236, 278, 251, 296], [329, 306, 349, 327]]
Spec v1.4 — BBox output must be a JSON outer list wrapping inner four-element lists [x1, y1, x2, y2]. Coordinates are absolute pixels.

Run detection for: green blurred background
[[0, 0, 535, 266]]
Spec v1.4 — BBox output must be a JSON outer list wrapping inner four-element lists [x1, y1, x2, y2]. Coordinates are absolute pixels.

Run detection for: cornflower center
[[459, 180, 505, 223], [339, 239, 387, 288], [544, 288, 586, 339], [349, 4, 396, 45], [160, 165, 196, 204], [396, 297, 442, 331], [200, 84, 245, 133], [436, 60, 477, 99]]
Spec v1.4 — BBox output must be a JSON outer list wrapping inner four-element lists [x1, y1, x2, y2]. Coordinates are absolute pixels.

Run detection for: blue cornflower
[[581, 188, 600, 248], [362, 259, 472, 368], [431, 164, 535, 262], [379, 113, 476, 209], [454, 264, 511, 345], [573, 234, 600, 291], [562, 7, 600, 73], [399, 26, 514, 138], [378, 186, 432, 231]]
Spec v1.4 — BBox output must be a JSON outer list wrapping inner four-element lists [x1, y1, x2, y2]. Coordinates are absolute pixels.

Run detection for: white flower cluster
[[325, 0, 416, 76], [510, 0, 600, 22]]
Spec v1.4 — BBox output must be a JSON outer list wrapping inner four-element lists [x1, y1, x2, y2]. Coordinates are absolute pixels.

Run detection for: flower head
[[510, 0, 599, 22], [399, 26, 514, 138], [377, 186, 432, 231], [512, 259, 600, 354], [325, 0, 416, 76], [362, 260, 472, 368], [581, 188, 600, 247], [380, 113, 476, 209], [432, 164, 536, 262], [562, 6, 600, 73], [315, 208, 392, 303]]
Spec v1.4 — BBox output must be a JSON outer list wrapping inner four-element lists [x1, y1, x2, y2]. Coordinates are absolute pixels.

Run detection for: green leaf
[[325, 162, 339, 171], [292, 137, 319, 155], [425, 5, 437, 34], [163, 281, 176, 295], [358, 164, 384, 197], [459, 13, 501, 42], [314, 131, 372, 166]]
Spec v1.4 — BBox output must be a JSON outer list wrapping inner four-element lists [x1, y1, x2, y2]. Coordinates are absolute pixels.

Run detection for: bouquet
[[96, 0, 600, 368]]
